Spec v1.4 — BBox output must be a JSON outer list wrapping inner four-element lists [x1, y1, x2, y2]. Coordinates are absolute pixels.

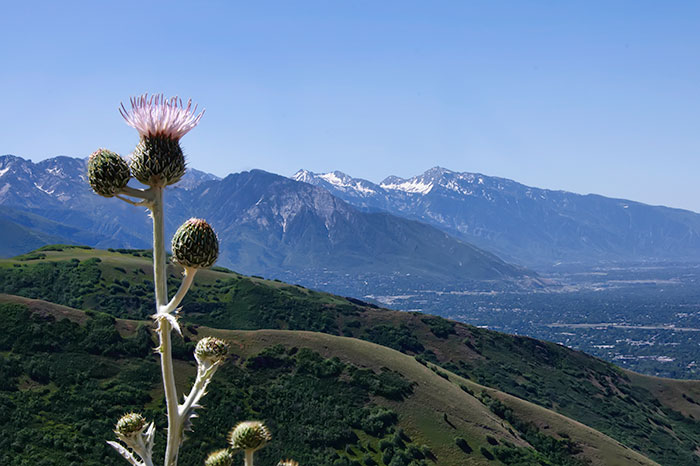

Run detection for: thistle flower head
[[195, 336, 229, 365], [228, 421, 271, 451], [120, 93, 204, 141], [277, 460, 299, 466], [172, 218, 219, 268], [115, 412, 146, 437], [87, 149, 130, 197], [204, 448, 235, 466]]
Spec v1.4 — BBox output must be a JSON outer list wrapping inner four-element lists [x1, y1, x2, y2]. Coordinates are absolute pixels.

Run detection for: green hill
[[0, 296, 655, 465], [1, 246, 699, 465]]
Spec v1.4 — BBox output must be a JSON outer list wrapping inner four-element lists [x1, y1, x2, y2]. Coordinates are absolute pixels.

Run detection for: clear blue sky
[[1, 1, 699, 210]]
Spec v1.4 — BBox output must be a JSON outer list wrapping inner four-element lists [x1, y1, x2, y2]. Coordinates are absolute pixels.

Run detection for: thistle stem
[[106, 441, 146, 466], [115, 194, 150, 207], [121, 185, 154, 200], [162, 267, 197, 314], [150, 186, 180, 466], [244, 450, 255, 466], [152, 187, 168, 306], [179, 360, 219, 418]]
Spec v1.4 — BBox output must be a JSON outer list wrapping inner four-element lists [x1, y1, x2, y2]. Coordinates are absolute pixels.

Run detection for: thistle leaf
[[106, 441, 144, 466]]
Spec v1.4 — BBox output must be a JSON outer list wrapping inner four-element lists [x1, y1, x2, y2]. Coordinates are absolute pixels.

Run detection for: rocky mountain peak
[[292, 169, 316, 183], [421, 166, 454, 180]]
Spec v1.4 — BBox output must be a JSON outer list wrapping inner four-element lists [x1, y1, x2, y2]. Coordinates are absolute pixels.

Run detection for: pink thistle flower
[[120, 94, 205, 140]]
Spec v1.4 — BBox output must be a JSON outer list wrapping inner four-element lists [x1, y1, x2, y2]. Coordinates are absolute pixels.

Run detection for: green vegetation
[[1, 295, 664, 465], [0, 302, 158, 465], [448, 329, 700, 465], [0, 302, 430, 465], [420, 316, 456, 339], [478, 392, 587, 466], [1, 247, 698, 465]]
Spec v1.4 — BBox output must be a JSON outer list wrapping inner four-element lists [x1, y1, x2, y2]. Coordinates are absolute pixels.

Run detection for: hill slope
[[0, 247, 698, 464], [0, 295, 657, 465]]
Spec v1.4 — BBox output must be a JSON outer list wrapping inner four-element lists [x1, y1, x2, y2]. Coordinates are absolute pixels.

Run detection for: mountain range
[[5, 153, 700, 294], [0, 155, 530, 291], [0, 155, 219, 250], [294, 167, 700, 267]]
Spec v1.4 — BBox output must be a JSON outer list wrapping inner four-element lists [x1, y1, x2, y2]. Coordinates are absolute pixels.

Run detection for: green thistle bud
[[195, 336, 229, 364], [87, 149, 130, 197], [130, 135, 186, 187], [204, 448, 235, 466], [277, 460, 299, 466], [228, 421, 271, 451], [172, 218, 219, 268], [115, 412, 146, 437]]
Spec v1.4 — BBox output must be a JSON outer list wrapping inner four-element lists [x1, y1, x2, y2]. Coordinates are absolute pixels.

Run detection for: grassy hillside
[[0, 296, 656, 465], [1, 246, 699, 465]]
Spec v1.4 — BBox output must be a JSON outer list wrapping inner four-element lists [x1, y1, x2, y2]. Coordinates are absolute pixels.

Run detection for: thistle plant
[[89, 94, 299, 466]]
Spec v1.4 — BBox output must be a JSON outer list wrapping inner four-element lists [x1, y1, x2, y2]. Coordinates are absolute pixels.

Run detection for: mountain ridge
[[293, 167, 700, 266], [187, 169, 532, 286]]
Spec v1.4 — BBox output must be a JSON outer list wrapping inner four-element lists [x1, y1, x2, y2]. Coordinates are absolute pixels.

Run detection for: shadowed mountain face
[[185, 170, 529, 283], [294, 167, 700, 267], [0, 155, 219, 250], [0, 156, 532, 289]]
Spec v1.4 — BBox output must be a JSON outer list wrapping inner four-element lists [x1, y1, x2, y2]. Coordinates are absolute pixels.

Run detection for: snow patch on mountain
[[46, 167, 65, 177], [294, 169, 378, 196], [33, 183, 55, 196], [381, 179, 434, 194], [319, 172, 349, 187], [443, 180, 474, 196]]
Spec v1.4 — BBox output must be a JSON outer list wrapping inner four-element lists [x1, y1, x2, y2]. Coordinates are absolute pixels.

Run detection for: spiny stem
[[150, 186, 180, 466], [106, 441, 145, 466], [180, 360, 220, 417]]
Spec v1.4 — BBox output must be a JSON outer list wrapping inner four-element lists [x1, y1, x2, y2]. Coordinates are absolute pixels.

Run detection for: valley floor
[[314, 263, 700, 380]]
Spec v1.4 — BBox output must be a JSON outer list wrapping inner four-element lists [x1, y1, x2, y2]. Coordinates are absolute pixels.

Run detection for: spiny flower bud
[[130, 135, 186, 187], [88, 149, 130, 197], [172, 218, 219, 268], [277, 460, 299, 466], [228, 421, 271, 451], [204, 448, 235, 466], [195, 336, 229, 364], [115, 412, 146, 437]]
